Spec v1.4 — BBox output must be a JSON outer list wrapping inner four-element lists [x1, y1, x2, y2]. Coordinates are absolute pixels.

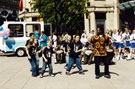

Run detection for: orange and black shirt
[[89, 35, 113, 56]]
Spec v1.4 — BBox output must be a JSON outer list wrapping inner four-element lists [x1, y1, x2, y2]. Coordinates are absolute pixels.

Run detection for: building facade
[[18, 0, 40, 21], [84, 0, 120, 34], [19, 0, 120, 34]]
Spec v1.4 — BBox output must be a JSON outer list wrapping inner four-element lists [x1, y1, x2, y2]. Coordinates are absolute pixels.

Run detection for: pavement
[[0, 54, 135, 89]]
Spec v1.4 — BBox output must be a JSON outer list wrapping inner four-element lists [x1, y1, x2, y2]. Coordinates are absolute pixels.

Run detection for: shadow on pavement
[[110, 72, 119, 76], [0, 53, 27, 57], [98, 72, 119, 79], [43, 71, 62, 77], [71, 70, 88, 75]]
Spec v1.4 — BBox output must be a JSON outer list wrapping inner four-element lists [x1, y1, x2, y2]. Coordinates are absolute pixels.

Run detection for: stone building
[[84, 0, 120, 34], [18, 0, 40, 21], [19, 0, 121, 34]]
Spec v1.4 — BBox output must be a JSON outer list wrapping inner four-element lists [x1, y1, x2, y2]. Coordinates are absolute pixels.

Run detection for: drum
[[85, 50, 92, 56], [106, 49, 113, 52], [56, 50, 63, 54]]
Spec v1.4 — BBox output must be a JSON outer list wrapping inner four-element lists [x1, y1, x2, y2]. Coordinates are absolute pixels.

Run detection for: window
[[8, 24, 24, 37], [87, 2, 91, 7], [44, 24, 51, 36], [26, 24, 41, 37]]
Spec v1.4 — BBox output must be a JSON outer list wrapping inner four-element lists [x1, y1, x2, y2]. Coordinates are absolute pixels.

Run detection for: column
[[110, 12, 114, 30], [114, 0, 120, 30], [90, 12, 96, 32], [84, 14, 90, 34], [106, 12, 110, 31]]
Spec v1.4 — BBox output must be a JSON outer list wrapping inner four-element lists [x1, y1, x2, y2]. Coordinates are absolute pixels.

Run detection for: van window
[[26, 24, 41, 37], [44, 24, 51, 36], [8, 24, 24, 37]]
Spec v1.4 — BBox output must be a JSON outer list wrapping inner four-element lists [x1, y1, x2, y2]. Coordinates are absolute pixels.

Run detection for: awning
[[118, 1, 135, 10]]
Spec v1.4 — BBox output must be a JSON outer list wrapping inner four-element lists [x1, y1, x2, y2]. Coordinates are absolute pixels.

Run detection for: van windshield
[[8, 24, 24, 37]]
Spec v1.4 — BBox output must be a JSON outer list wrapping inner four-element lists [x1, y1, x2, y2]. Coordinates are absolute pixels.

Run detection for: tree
[[31, 0, 87, 34]]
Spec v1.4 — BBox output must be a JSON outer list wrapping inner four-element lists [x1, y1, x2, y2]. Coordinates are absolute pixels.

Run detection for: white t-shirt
[[122, 32, 130, 41], [112, 32, 118, 42], [116, 35, 123, 43], [80, 37, 88, 45], [52, 35, 57, 42], [52, 35, 57, 48], [130, 33, 135, 43]]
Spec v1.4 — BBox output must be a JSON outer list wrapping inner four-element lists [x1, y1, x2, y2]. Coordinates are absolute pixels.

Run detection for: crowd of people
[[25, 27, 135, 79]]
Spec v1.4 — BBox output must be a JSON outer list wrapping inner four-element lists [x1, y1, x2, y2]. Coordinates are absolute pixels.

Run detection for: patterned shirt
[[89, 35, 113, 56]]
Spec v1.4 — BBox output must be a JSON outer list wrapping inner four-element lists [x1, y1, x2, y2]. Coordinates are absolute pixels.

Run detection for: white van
[[0, 21, 52, 56]]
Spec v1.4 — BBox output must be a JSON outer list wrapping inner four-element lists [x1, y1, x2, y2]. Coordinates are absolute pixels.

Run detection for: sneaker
[[104, 75, 111, 79], [66, 71, 70, 75], [120, 56, 123, 60], [95, 75, 100, 79], [39, 74, 43, 78], [50, 74, 55, 77], [116, 55, 120, 60]]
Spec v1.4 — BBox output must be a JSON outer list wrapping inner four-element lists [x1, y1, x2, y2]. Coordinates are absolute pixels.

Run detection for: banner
[[18, 0, 23, 11]]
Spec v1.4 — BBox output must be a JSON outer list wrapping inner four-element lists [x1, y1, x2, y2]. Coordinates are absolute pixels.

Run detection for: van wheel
[[16, 49, 25, 57]]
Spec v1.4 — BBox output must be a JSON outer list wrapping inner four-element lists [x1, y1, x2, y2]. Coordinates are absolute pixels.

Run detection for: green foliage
[[31, 0, 87, 34]]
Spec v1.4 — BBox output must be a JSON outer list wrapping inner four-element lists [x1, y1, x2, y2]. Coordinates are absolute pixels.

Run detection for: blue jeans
[[66, 57, 83, 72], [35, 55, 39, 69], [29, 60, 39, 76], [66, 56, 69, 65], [40, 62, 53, 75]]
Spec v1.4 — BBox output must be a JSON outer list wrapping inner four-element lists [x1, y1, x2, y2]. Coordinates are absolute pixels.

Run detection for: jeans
[[29, 59, 39, 76], [94, 56, 109, 75], [40, 62, 53, 75], [35, 55, 39, 69], [66, 55, 69, 65], [67, 57, 83, 72]]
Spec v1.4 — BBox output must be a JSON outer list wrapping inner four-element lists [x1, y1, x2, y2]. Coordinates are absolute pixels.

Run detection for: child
[[128, 29, 135, 60], [25, 33, 39, 77], [66, 35, 84, 75], [64, 35, 72, 68], [117, 31, 125, 60], [40, 40, 54, 78]]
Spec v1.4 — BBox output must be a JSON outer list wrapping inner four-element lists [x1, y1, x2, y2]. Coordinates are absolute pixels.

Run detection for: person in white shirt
[[122, 28, 130, 48], [52, 32, 57, 48], [63, 32, 69, 41], [127, 30, 135, 60], [112, 30, 119, 48], [122, 28, 131, 60], [80, 35, 88, 46], [111, 30, 119, 59], [81, 30, 87, 39], [116, 31, 124, 60], [87, 30, 95, 41]]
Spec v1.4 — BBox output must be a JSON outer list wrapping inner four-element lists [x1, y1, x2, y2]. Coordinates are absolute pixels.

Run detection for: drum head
[[107, 49, 113, 52], [85, 50, 92, 55], [57, 50, 63, 54]]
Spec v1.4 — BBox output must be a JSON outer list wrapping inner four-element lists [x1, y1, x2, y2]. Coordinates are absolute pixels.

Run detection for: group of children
[[25, 31, 86, 77], [25, 28, 135, 78], [106, 28, 135, 60]]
